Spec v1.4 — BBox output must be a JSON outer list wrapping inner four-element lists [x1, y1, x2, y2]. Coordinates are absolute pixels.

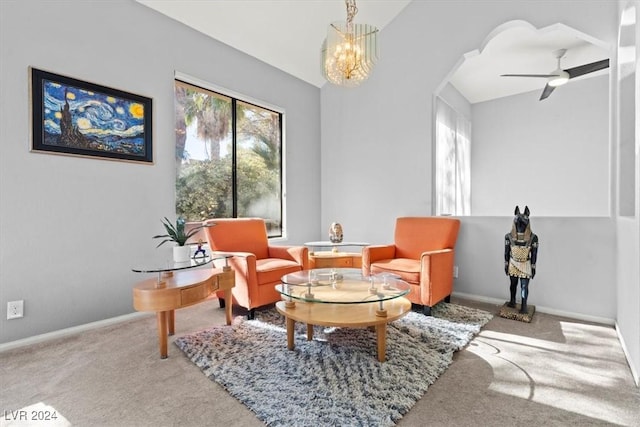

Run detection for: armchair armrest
[[362, 245, 396, 275], [421, 248, 453, 257], [211, 251, 252, 267], [219, 252, 258, 307], [365, 245, 396, 262], [223, 252, 257, 276], [268, 245, 309, 269], [420, 248, 455, 304]]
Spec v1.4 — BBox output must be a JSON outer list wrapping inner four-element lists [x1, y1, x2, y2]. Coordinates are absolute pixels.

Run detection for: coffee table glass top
[[277, 268, 410, 304]]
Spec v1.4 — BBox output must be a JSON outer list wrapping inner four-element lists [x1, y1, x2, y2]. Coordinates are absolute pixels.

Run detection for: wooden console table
[[308, 251, 363, 268], [132, 265, 234, 358], [305, 241, 369, 269]]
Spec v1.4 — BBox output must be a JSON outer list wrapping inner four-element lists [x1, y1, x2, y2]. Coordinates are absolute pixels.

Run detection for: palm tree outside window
[[174, 79, 283, 237]]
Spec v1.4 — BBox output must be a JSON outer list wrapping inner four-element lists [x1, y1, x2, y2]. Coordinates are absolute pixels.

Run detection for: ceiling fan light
[[548, 70, 570, 87]]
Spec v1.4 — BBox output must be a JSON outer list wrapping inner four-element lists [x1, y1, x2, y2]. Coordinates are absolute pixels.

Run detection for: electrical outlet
[[453, 266, 459, 279], [7, 300, 24, 320]]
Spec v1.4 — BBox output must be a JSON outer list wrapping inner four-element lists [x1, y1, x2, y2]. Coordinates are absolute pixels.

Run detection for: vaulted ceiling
[[137, 1, 610, 102]]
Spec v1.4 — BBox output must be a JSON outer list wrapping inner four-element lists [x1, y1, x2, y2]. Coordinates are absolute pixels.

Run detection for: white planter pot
[[173, 246, 192, 263]]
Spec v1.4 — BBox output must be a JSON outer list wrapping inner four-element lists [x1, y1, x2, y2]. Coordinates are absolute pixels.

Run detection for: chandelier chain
[[345, 0, 358, 25]]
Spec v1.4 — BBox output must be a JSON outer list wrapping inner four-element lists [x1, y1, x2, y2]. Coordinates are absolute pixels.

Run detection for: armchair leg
[[422, 305, 432, 316], [218, 298, 226, 308], [247, 308, 256, 320], [444, 295, 451, 303]]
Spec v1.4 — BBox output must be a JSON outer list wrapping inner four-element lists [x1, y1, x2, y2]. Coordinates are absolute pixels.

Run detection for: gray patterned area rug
[[175, 302, 493, 427]]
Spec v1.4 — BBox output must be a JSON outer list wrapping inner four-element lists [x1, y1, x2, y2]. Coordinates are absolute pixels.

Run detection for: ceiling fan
[[501, 48, 610, 101]]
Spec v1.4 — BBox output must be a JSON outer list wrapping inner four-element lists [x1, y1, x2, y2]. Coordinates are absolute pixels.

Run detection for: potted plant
[[153, 217, 204, 262]]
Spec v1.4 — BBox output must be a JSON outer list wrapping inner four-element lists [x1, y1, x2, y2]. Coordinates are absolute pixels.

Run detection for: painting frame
[[30, 67, 153, 163]]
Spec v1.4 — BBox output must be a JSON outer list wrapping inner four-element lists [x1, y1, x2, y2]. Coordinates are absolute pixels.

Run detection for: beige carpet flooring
[[1, 297, 639, 427]]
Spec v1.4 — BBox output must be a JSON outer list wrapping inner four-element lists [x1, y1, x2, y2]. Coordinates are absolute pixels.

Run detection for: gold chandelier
[[321, 0, 379, 87]]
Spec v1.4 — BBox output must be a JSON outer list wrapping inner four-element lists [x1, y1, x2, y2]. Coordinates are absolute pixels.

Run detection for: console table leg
[[376, 324, 386, 362], [223, 289, 232, 325], [157, 311, 168, 359], [306, 323, 314, 341], [167, 310, 175, 336], [286, 317, 295, 350]]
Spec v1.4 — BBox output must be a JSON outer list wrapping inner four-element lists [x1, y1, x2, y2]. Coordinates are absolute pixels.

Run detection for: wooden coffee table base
[[275, 298, 411, 362]]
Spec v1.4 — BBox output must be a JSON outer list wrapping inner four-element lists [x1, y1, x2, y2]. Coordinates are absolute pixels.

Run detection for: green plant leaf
[[154, 238, 174, 248], [153, 217, 208, 247]]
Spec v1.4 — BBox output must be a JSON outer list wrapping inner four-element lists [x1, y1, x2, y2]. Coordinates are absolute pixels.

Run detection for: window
[[174, 79, 283, 237], [435, 97, 471, 216]]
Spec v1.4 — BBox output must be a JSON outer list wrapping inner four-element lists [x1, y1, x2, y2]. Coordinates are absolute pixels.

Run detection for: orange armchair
[[362, 217, 460, 316], [203, 218, 308, 319]]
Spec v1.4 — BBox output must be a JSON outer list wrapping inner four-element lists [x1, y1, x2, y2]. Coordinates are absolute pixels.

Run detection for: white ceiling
[[137, 1, 610, 101], [136, 0, 412, 88], [448, 22, 610, 103]]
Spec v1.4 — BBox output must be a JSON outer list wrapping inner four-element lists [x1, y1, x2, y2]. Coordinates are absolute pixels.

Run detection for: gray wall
[[321, 0, 637, 380], [0, 0, 321, 343], [455, 216, 616, 317], [471, 74, 610, 216]]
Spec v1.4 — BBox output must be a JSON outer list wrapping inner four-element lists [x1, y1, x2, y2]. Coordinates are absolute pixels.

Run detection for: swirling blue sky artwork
[[31, 68, 152, 163], [41, 79, 146, 156]]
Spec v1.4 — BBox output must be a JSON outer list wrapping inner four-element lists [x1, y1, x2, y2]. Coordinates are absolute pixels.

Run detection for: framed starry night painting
[[30, 67, 153, 163]]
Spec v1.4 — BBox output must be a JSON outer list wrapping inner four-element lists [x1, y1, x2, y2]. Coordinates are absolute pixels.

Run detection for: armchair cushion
[[256, 258, 304, 284], [268, 245, 308, 268], [370, 258, 420, 285]]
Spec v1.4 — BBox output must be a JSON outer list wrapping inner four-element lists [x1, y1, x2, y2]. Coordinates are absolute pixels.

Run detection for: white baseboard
[[452, 291, 615, 326], [615, 322, 640, 387], [0, 311, 151, 353]]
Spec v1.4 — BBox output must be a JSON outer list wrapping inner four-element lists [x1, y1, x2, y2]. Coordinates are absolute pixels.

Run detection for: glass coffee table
[[275, 268, 411, 362]]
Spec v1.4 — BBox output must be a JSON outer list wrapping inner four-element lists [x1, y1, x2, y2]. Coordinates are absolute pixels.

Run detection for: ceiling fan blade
[[501, 74, 559, 78], [566, 59, 609, 79], [539, 84, 556, 101]]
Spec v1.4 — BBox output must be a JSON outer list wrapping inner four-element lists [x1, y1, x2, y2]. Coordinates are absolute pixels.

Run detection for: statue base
[[498, 302, 535, 323]]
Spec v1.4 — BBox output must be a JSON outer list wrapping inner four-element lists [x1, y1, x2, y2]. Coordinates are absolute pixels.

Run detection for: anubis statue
[[504, 206, 539, 313]]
